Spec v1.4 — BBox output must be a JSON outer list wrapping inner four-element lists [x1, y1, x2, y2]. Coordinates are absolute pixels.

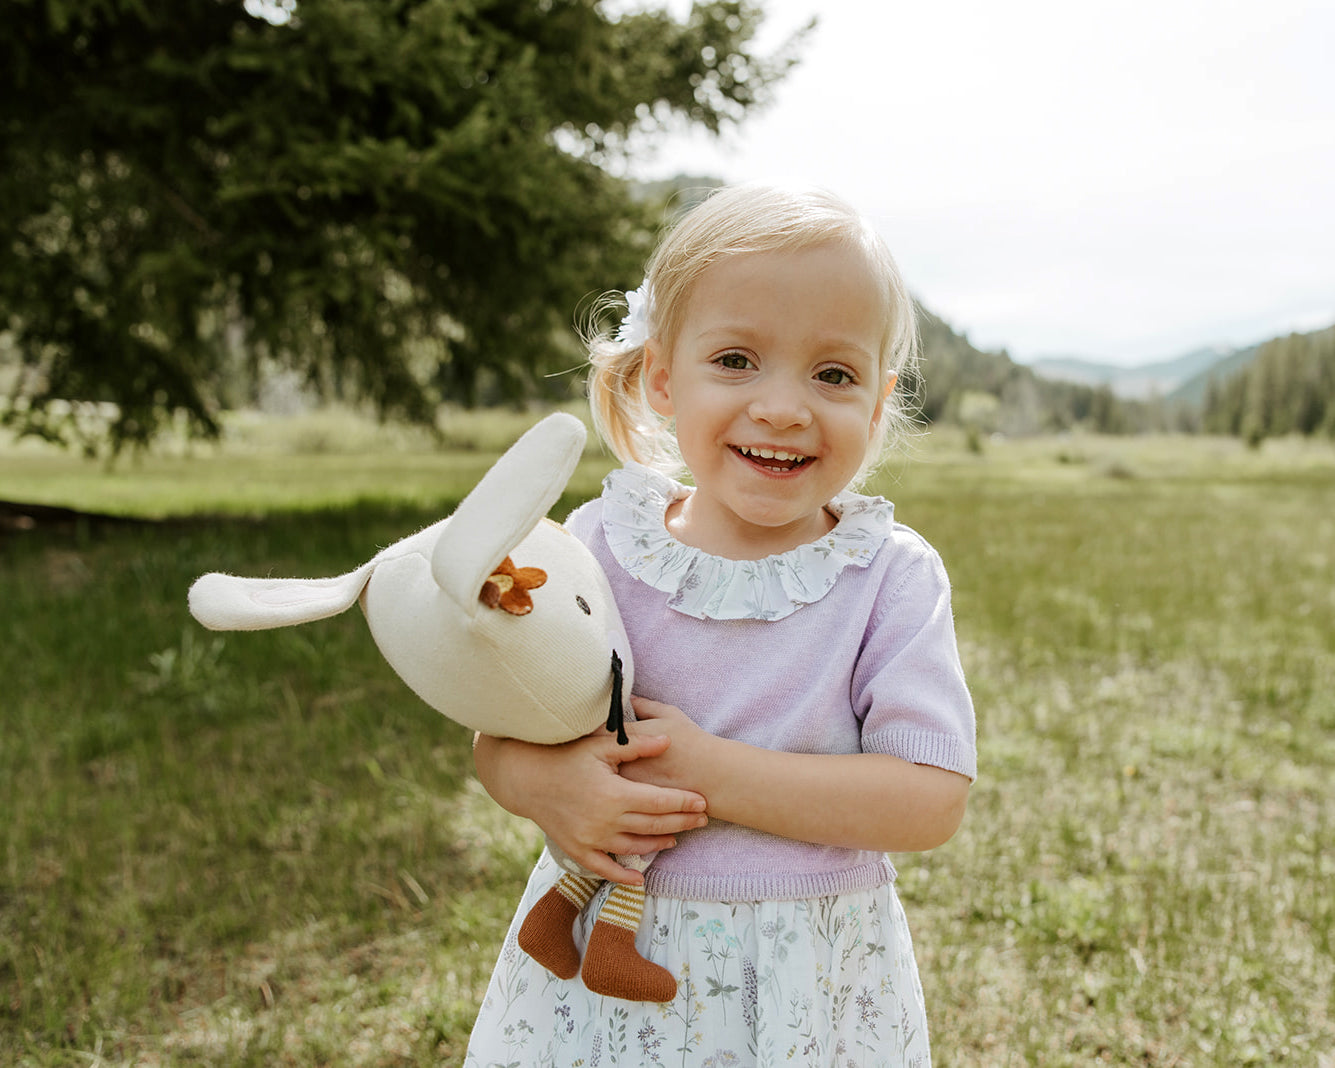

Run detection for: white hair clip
[[613, 285, 652, 350]]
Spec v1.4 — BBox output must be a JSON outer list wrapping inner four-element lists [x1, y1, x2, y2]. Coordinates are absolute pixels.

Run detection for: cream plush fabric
[[188, 412, 633, 744]]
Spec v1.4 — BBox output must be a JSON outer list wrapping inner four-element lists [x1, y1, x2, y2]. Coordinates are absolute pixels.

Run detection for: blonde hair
[[585, 183, 919, 485]]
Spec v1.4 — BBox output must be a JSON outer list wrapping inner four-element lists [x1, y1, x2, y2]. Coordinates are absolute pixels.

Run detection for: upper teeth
[[741, 446, 807, 462]]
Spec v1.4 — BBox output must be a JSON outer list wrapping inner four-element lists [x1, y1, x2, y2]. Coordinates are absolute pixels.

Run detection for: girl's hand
[[472, 729, 708, 885], [624, 698, 972, 855], [619, 696, 714, 792]]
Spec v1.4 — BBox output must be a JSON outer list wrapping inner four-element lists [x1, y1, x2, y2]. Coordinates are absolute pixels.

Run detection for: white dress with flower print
[[462, 851, 930, 1068]]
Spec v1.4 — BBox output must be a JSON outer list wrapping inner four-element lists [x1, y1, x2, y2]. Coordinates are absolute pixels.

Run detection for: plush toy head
[[188, 413, 632, 744]]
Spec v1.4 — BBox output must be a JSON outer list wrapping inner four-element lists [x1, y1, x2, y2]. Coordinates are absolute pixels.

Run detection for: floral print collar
[[600, 464, 894, 621]]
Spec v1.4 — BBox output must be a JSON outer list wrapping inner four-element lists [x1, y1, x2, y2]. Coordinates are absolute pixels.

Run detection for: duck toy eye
[[575, 595, 591, 615]]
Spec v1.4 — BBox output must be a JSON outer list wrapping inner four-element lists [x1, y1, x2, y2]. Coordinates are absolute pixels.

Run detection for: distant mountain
[[1030, 345, 1249, 400], [911, 308, 1144, 434], [919, 316, 1331, 435], [1167, 343, 1263, 405]]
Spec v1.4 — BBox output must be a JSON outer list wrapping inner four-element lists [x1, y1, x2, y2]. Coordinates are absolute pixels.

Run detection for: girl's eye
[[716, 352, 753, 371], [816, 367, 855, 386]]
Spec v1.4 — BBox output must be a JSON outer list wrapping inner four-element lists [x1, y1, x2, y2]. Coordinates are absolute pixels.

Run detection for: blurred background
[[2, 0, 1332, 456]]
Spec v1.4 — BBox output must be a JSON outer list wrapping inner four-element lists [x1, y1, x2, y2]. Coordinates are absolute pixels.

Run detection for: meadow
[[2, 408, 1332, 1066]]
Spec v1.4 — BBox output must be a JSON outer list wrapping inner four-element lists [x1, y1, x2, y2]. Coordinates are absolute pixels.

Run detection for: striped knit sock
[[517, 873, 600, 980], [581, 883, 677, 1003]]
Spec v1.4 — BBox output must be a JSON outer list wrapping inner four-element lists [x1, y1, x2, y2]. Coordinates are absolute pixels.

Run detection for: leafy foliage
[[0, 0, 800, 452]]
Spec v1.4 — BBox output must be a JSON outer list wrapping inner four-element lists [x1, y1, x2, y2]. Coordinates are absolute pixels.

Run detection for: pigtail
[[581, 293, 680, 474], [587, 335, 652, 465]]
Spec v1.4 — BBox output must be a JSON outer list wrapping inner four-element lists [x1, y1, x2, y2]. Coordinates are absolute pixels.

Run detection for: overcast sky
[[629, 0, 1335, 367]]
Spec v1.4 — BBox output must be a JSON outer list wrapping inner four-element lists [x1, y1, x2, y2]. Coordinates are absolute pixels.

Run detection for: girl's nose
[[747, 379, 812, 429]]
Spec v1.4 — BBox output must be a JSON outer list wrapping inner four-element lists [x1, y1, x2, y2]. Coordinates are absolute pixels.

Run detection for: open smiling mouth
[[733, 445, 813, 473]]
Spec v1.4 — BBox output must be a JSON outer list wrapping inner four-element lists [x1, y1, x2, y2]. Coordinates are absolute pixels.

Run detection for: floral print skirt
[[463, 850, 931, 1067]]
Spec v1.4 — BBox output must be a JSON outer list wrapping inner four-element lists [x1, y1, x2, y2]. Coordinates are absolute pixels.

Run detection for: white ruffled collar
[[600, 464, 894, 621]]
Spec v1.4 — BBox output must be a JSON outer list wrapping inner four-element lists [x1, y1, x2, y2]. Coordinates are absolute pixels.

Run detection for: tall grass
[[889, 431, 1334, 1065], [1, 413, 1331, 1065]]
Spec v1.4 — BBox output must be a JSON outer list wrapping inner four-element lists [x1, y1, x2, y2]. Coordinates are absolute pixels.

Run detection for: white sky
[[629, 0, 1335, 366]]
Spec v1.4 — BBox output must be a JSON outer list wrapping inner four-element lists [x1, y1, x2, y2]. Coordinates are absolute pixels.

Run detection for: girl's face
[[644, 243, 889, 559]]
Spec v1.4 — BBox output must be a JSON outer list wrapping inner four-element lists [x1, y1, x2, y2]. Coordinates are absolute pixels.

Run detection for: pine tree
[[0, 0, 803, 451]]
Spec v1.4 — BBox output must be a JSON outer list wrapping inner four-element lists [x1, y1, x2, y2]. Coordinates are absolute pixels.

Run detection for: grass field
[[2, 409, 1332, 1066]]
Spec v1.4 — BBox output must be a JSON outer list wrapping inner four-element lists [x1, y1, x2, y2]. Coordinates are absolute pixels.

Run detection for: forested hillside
[[917, 312, 1335, 442], [912, 308, 1151, 436], [1200, 326, 1335, 443]]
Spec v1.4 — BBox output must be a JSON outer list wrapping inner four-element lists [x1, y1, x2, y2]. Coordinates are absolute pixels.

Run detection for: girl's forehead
[[672, 246, 889, 348], [673, 244, 886, 318], [700, 242, 874, 283]]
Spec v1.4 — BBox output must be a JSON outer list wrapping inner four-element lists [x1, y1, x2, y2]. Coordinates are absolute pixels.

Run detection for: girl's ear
[[870, 372, 898, 431], [643, 338, 674, 418]]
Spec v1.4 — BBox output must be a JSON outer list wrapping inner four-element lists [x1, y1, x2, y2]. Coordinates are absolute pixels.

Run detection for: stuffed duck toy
[[188, 412, 676, 1003]]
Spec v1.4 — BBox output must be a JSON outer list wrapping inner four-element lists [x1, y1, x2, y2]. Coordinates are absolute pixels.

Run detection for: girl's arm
[[472, 730, 709, 885], [622, 698, 970, 854]]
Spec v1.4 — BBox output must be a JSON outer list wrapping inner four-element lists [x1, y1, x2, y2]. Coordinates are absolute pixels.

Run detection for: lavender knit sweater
[[566, 468, 976, 903]]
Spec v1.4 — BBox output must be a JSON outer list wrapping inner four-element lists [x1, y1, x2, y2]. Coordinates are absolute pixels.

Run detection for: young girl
[[466, 184, 975, 1066]]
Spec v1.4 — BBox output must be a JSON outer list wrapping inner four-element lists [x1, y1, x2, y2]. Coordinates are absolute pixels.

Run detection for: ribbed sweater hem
[[867, 725, 979, 782], [644, 857, 896, 903]]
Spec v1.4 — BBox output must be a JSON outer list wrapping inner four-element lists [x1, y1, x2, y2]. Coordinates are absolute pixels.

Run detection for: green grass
[[0, 405, 613, 517], [2, 413, 1332, 1065]]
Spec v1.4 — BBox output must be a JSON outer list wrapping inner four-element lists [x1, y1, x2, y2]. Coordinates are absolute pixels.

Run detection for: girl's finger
[[604, 730, 671, 763], [607, 833, 678, 857], [629, 695, 674, 719], [618, 780, 707, 815], [572, 848, 646, 886], [620, 810, 708, 837]]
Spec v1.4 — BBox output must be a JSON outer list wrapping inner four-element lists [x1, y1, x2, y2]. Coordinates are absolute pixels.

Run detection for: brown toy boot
[[517, 873, 600, 980], [580, 884, 677, 1003]]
